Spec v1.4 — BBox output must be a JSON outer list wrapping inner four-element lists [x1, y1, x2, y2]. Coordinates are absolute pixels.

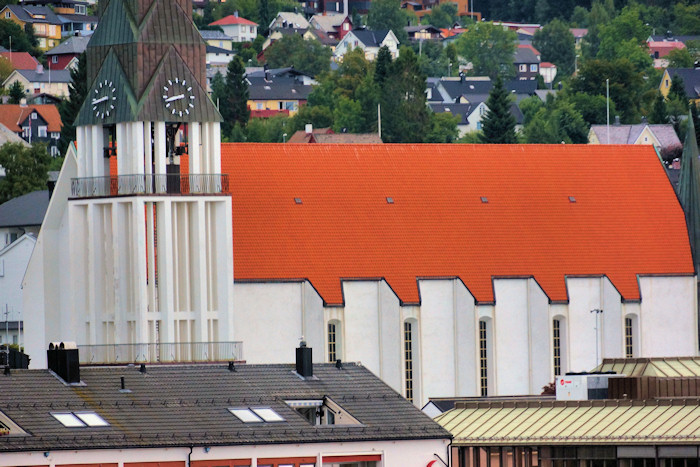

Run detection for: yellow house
[[588, 123, 682, 159], [659, 67, 700, 104], [1, 5, 62, 50]]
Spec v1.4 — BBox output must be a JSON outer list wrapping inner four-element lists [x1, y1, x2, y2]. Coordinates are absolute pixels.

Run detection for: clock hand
[[165, 93, 185, 103], [91, 96, 109, 105]]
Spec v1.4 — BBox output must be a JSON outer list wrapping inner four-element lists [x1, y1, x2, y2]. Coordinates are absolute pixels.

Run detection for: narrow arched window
[[327, 320, 342, 363], [625, 316, 634, 358], [404, 321, 414, 402], [553, 319, 562, 377], [479, 320, 488, 396]]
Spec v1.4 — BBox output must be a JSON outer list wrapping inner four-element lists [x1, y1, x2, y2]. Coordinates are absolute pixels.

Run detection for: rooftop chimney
[[47, 342, 80, 383], [296, 341, 313, 377], [614, 115, 621, 126]]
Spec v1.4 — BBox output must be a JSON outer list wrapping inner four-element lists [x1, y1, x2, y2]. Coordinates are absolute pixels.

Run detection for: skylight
[[52, 412, 110, 427], [75, 412, 110, 426], [229, 407, 285, 423], [252, 408, 285, 422]]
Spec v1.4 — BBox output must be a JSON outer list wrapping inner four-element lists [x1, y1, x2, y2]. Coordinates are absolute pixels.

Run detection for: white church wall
[[302, 281, 325, 362], [639, 275, 697, 357], [378, 280, 402, 393], [455, 279, 477, 397], [343, 281, 382, 377], [602, 278, 623, 358], [0, 235, 35, 329], [527, 279, 551, 393], [550, 303, 569, 376], [493, 278, 531, 395], [233, 281, 305, 363], [566, 277, 605, 372]]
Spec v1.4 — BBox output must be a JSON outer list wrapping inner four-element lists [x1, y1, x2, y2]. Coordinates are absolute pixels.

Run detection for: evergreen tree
[[669, 76, 687, 108], [58, 53, 88, 156], [374, 46, 392, 87], [479, 76, 517, 144], [8, 80, 25, 104], [649, 92, 668, 124], [258, 0, 270, 36], [216, 57, 250, 138]]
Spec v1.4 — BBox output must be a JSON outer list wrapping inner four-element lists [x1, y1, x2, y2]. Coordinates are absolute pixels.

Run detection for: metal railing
[[70, 174, 230, 198], [78, 341, 243, 364]]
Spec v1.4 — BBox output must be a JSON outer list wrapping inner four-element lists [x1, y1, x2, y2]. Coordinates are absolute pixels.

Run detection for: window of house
[[52, 55, 58, 63], [328, 322, 337, 362], [229, 407, 284, 423], [22, 127, 30, 138], [479, 320, 488, 396], [285, 101, 295, 111], [31, 112, 37, 120], [343, 23, 349, 30], [52, 132, 60, 139], [476, 122, 482, 130], [625, 317, 634, 358], [51, 145, 59, 156], [530, 64, 538, 72], [519, 64, 527, 72], [75, 4, 86, 14], [553, 319, 561, 377], [256, 103, 263, 110], [38, 125, 47, 137], [4, 11, 10, 18], [404, 321, 414, 402], [665, 79, 669, 87], [286, 398, 359, 426]]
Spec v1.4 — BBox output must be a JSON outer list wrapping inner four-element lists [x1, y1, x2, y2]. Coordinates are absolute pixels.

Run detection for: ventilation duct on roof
[[47, 342, 80, 383]]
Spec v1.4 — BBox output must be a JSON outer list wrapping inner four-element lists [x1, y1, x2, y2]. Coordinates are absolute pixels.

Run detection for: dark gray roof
[[248, 75, 313, 100], [506, 79, 537, 95], [666, 68, 700, 98], [57, 13, 97, 23], [46, 35, 90, 56], [350, 29, 391, 47], [200, 29, 233, 40], [513, 47, 539, 64], [15, 68, 72, 83], [0, 362, 450, 452], [206, 45, 235, 54], [5, 4, 61, 24], [429, 103, 474, 124], [0, 190, 49, 228], [246, 67, 311, 79], [440, 78, 492, 100]]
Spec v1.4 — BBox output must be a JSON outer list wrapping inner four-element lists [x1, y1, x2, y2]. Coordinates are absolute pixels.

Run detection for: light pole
[[590, 308, 603, 367]]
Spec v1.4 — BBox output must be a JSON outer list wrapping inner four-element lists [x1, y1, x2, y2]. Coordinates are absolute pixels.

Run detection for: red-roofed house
[[0, 103, 62, 155], [0, 51, 39, 70], [210, 13, 258, 42], [647, 40, 685, 68]]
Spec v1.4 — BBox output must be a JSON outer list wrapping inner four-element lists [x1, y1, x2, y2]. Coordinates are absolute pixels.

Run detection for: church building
[[21, 0, 698, 408]]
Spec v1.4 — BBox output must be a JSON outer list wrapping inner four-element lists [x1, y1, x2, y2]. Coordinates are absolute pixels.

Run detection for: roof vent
[[335, 359, 343, 369], [480, 196, 488, 203], [569, 196, 576, 203], [386, 197, 394, 204], [228, 361, 237, 372], [294, 197, 302, 204], [139, 363, 147, 373]]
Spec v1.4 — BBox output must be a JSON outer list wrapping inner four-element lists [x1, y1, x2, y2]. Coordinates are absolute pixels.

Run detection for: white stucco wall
[[0, 235, 35, 344]]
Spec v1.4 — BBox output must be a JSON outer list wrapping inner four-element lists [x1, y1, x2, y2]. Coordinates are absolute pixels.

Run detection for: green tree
[[518, 95, 544, 126], [533, 19, 576, 76], [567, 91, 616, 126], [0, 19, 38, 54], [58, 52, 87, 157], [672, 2, 700, 35], [263, 34, 331, 77], [213, 57, 250, 138], [291, 105, 334, 132], [374, 45, 392, 87], [522, 98, 588, 144], [669, 75, 687, 105], [569, 58, 644, 123], [667, 48, 695, 68], [425, 112, 460, 143], [479, 75, 517, 144], [8, 80, 24, 104], [596, 5, 652, 72], [380, 47, 429, 142], [333, 96, 364, 133], [367, 0, 410, 43], [581, 0, 615, 59], [423, 3, 458, 29], [454, 22, 517, 80], [0, 142, 50, 204], [648, 92, 668, 124], [0, 56, 13, 84], [258, 0, 271, 35]]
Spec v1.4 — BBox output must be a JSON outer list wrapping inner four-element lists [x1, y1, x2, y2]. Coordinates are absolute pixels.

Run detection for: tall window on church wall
[[328, 322, 337, 362], [625, 317, 634, 358], [404, 321, 414, 402], [479, 320, 488, 396], [553, 319, 562, 376]]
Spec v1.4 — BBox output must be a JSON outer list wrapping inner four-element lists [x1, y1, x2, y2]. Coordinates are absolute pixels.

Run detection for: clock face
[[91, 79, 117, 119], [162, 77, 195, 117]]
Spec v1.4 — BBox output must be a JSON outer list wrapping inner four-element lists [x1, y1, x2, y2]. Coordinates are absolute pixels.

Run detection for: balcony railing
[[70, 174, 230, 198], [78, 341, 243, 364]]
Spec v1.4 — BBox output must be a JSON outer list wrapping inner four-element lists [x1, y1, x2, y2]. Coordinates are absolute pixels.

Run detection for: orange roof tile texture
[[223, 143, 694, 305]]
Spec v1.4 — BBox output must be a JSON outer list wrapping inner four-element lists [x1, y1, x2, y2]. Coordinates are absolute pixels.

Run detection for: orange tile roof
[[0, 104, 62, 133], [223, 143, 694, 305], [210, 15, 257, 26]]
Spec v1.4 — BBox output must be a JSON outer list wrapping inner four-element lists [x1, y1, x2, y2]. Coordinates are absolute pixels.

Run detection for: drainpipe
[[187, 446, 193, 467]]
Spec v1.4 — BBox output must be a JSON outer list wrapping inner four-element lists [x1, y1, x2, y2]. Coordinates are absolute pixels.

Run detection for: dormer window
[[286, 397, 360, 426], [51, 412, 109, 427]]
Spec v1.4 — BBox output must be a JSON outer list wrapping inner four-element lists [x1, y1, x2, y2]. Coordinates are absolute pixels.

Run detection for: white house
[[333, 29, 399, 61], [209, 13, 258, 43], [0, 234, 34, 346]]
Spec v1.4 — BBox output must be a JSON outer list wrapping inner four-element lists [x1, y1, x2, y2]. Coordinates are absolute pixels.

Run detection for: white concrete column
[[116, 123, 127, 176], [211, 122, 221, 174], [90, 125, 102, 177], [214, 198, 235, 341], [132, 198, 149, 344], [156, 199, 175, 345], [201, 122, 210, 174], [189, 122, 201, 175], [76, 125, 87, 178], [111, 201, 127, 344], [131, 122, 145, 175], [154, 122, 167, 194], [146, 201, 156, 317], [86, 203, 99, 346], [144, 122, 153, 175], [192, 199, 208, 341]]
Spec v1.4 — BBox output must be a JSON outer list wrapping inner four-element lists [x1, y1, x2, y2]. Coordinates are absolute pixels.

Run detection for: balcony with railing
[[78, 341, 243, 364], [70, 174, 230, 198]]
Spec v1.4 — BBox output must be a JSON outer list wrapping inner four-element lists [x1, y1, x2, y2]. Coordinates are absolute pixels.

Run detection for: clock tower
[[23, 0, 236, 366]]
